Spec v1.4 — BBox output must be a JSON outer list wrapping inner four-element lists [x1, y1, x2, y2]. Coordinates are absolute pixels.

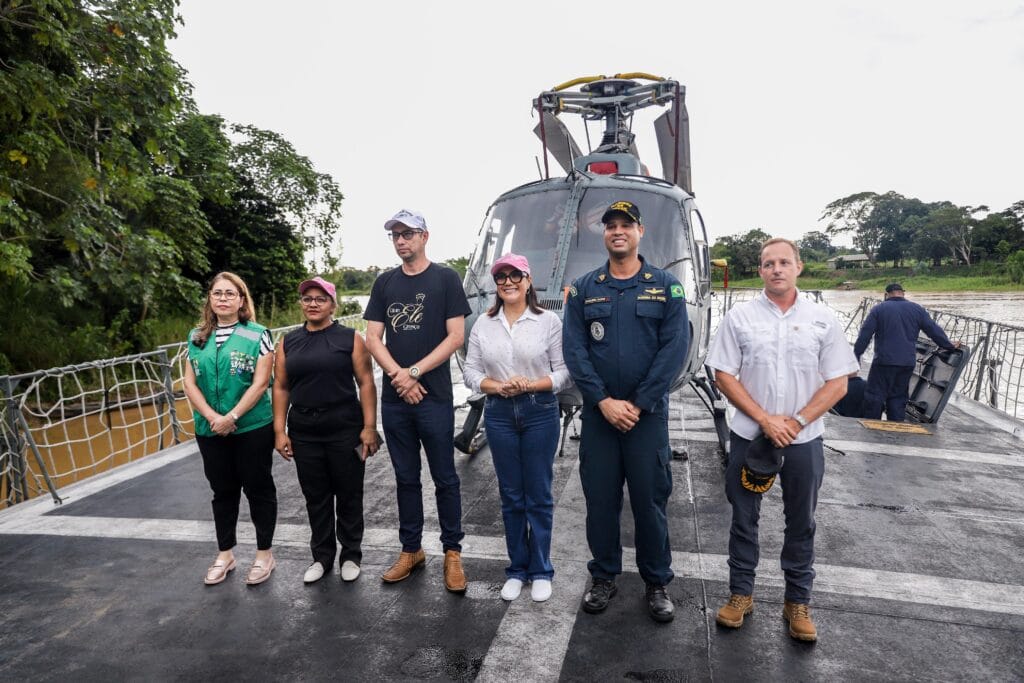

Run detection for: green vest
[[187, 321, 273, 437]]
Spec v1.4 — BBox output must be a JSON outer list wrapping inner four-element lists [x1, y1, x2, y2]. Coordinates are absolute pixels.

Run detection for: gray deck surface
[[2, 388, 1023, 682]]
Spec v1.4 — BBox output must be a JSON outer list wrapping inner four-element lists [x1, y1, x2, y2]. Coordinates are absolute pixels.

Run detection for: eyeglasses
[[387, 229, 423, 242], [493, 270, 525, 285], [299, 295, 331, 306], [210, 290, 239, 300]]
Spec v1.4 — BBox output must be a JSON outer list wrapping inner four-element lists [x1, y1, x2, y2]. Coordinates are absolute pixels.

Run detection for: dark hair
[[486, 279, 543, 317]]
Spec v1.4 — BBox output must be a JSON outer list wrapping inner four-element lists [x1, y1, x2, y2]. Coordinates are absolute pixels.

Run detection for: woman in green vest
[[183, 271, 278, 586]]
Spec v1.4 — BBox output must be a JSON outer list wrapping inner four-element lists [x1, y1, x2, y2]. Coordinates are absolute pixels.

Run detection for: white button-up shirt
[[706, 290, 858, 444], [463, 306, 573, 394]]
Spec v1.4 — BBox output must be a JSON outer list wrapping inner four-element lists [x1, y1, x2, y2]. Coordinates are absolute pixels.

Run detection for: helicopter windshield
[[470, 188, 571, 293], [562, 188, 692, 285]]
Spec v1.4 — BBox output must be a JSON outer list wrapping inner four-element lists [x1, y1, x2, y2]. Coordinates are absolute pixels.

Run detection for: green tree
[[797, 230, 833, 261], [229, 124, 344, 271], [444, 255, 470, 278], [201, 173, 306, 310], [711, 229, 771, 276], [822, 191, 929, 266], [1, 0, 205, 370], [1007, 250, 1024, 284]]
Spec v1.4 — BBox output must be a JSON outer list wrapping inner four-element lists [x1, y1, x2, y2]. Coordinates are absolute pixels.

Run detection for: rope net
[[1, 315, 364, 508]]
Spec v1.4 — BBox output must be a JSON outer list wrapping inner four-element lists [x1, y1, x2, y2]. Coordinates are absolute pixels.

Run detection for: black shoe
[[582, 578, 617, 614], [646, 583, 675, 622]]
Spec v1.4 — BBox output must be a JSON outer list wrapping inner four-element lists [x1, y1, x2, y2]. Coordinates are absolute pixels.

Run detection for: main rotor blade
[[533, 113, 583, 174], [654, 104, 692, 193]]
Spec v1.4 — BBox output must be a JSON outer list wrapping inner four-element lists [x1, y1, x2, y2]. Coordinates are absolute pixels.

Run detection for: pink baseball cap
[[298, 276, 336, 302], [490, 253, 531, 277]]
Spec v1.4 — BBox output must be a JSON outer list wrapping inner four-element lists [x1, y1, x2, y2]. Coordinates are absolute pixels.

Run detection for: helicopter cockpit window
[[564, 189, 693, 287], [469, 188, 570, 293]]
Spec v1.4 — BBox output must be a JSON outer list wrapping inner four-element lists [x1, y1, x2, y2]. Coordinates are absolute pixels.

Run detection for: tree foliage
[[0, 1, 345, 372], [709, 229, 772, 275]]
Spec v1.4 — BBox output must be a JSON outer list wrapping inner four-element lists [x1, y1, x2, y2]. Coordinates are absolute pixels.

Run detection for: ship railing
[[711, 287, 1023, 421], [0, 315, 364, 508]]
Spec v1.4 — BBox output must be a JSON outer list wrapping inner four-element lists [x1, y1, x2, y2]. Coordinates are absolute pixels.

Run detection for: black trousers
[[292, 429, 365, 568], [197, 423, 277, 551], [864, 363, 915, 421]]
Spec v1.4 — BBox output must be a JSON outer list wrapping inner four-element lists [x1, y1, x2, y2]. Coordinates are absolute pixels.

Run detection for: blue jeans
[[485, 392, 560, 581], [382, 398, 464, 552]]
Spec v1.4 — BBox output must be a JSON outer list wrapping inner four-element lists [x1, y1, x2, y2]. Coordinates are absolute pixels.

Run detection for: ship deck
[[2, 389, 1023, 681]]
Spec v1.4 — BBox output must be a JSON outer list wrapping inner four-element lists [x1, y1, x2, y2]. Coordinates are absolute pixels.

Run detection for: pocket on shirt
[[636, 301, 665, 319]]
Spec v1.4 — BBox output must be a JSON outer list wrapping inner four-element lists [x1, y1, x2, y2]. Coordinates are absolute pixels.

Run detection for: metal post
[[16, 410, 61, 504], [1, 376, 26, 505], [157, 348, 184, 445], [972, 323, 993, 402]]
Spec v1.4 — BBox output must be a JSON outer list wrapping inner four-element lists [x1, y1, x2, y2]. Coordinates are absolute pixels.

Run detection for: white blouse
[[463, 306, 573, 395]]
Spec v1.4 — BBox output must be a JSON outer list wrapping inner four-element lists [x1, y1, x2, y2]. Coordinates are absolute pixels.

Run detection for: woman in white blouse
[[463, 253, 572, 603]]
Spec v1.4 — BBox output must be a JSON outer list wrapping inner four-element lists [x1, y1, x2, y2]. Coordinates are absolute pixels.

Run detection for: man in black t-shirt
[[364, 208, 473, 593]]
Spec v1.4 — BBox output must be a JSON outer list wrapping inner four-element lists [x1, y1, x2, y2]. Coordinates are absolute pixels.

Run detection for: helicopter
[[454, 73, 728, 456]]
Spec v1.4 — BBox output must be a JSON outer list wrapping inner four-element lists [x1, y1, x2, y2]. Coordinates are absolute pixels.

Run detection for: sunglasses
[[493, 270, 525, 285]]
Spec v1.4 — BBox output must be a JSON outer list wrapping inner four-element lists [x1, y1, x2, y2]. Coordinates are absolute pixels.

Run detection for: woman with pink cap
[[463, 253, 572, 602], [272, 276, 380, 584]]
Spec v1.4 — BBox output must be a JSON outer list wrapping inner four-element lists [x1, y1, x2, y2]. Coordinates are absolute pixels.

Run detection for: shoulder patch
[[670, 284, 685, 299], [569, 285, 578, 298]]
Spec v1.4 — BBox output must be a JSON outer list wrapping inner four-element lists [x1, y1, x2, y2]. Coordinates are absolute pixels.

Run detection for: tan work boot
[[443, 549, 467, 593], [716, 594, 754, 628], [381, 549, 425, 583], [783, 601, 818, 641]]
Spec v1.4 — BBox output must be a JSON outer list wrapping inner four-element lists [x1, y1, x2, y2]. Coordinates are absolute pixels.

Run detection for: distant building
[[827, 254, 871, 270]]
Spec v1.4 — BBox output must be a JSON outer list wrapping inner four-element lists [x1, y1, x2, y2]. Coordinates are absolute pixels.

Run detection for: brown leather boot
[[716, 594, 754, 628], [443, 550, 467, 593], [783, 601, 818, 641], [381, 549, 425, 583]]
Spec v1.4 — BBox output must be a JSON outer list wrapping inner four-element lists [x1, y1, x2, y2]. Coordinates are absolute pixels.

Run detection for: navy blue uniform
[[562, 255, 689, 586], [854, 297, 954, 421]]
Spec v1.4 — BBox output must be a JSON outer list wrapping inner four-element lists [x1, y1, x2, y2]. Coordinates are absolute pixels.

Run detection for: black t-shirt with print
[[364, 262, 471, 403]]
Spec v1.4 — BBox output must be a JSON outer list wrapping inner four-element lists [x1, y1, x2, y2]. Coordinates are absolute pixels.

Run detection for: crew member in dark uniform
[[562, 200, 689, 623], [853, 283, 959, 421]]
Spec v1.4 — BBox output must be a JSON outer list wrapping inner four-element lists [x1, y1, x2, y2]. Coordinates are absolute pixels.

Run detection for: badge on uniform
[[670, 284, 684, 299], [569, 286, 578, 298], [590, 321, 605, 341]]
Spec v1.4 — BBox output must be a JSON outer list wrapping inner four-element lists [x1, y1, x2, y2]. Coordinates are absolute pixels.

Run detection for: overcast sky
[[168, 1, 1024, 270]]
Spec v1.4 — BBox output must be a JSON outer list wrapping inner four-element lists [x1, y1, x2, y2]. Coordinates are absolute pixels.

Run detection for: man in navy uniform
[[562, 200, 689, 623], [854, 283, 959, 421]]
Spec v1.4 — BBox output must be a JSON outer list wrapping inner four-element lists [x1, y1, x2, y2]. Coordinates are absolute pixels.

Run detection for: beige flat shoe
[[245, 555, 276, 585], [204, 558, 236, 585]]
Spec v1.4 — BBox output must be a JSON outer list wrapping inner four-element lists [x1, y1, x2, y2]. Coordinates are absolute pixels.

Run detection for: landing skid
[[690, 364, 730, 466], [454, 394, 488, 455]]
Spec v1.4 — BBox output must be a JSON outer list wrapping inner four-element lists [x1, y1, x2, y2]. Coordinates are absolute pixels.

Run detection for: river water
[[822, 290, 1024, 328]]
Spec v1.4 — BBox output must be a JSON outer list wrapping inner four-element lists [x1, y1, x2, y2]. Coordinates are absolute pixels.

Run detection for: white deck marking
[[476, 460, 592, 682], [828, 439, 1024, 468]]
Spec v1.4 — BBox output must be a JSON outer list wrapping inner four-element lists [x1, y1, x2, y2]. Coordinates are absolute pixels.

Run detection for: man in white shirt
[[706, 237, 857, 642]]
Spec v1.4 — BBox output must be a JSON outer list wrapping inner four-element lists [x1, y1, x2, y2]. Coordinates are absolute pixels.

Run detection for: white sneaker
[[531, 579, 552, 602], [500, 578, 523, 601], [341, 560, 361, 582], [303, 562, 325, 584]]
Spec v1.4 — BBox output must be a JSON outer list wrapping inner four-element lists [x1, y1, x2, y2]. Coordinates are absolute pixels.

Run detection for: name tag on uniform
[[585, 296, 611, 305], [636, 295, 667, 302]]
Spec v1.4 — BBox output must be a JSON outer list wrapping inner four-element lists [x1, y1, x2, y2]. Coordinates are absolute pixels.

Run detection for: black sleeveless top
[[283, 321, 362, 439]]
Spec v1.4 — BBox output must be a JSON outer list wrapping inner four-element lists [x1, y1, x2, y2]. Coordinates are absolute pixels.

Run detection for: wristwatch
[[793, 413, 808, 427], [408, 366, 421, 379]]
